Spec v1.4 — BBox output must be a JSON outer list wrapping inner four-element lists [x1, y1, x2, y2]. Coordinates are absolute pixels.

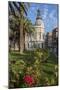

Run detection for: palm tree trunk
[[20, 17, 24, 53], [23, 30, 25, 50]]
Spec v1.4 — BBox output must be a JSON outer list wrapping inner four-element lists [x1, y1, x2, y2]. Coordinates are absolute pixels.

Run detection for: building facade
[[45, 27, 58, 56], [52, 27, 58, 55], [25, 9, 45, 50], [45, 32, 52, 50]]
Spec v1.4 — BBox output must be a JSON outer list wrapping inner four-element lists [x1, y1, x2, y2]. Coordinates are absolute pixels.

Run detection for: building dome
[[35, 9, 44, 28], [35, 18, 44, 28]]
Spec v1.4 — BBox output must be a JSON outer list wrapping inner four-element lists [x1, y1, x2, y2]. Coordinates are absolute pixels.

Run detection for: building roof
[[35, 9, 44, 28], [53, 27, 58, 32], [35, 19, 44, 28]]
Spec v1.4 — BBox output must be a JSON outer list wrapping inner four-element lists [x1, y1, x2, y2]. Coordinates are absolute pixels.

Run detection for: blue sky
[[27, 3, 58, 33]]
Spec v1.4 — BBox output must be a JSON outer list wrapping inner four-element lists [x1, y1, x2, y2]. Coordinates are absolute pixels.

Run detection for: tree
[[9, 14, 20, 51], [9, 14, 35, 51], [9, 1, 30, 53]]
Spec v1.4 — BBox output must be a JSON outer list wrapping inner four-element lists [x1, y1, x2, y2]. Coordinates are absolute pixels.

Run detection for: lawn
[[9, 49, 58, 88]]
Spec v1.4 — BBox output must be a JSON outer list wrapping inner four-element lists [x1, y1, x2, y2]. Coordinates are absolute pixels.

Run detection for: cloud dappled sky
[[27, 3, 58, 33]]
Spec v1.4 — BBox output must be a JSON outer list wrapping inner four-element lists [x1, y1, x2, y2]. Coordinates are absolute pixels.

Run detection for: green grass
[[9, 49, 58, 88]]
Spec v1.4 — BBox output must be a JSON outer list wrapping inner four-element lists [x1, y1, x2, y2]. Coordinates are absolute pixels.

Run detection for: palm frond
[[13, 2, 20, 12], [19, 2, 28, 15], [9, 1, 15, 15]]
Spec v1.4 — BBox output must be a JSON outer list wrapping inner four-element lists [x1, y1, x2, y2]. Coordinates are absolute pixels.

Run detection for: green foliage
[[34, 48, 49, 62], [9, 49, 58, 88]]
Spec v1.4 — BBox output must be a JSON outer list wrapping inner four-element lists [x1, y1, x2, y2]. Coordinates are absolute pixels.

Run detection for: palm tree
[[9, 1, 30, 53], [9, 14, 35, 51], [9, 14, 20, 51]]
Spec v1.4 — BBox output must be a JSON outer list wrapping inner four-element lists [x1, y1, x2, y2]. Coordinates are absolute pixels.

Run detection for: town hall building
[[25, 9, 45, 50]]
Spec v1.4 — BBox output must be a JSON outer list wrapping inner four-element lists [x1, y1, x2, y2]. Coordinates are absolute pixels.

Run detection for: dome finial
[[36, 9, 42, 19]]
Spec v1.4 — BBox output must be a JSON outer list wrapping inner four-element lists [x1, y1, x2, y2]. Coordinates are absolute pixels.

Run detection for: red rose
[[23, 75, 34, 86]]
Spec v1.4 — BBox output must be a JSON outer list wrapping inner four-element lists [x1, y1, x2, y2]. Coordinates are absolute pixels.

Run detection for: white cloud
[[49, 10, 56, 18], [49, 10, 58, 28], [42, 5, 49, 19], [42, 6, 58, 32]]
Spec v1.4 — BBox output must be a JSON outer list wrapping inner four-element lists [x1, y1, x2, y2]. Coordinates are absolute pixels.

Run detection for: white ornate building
[[25, 10, 45, 50]]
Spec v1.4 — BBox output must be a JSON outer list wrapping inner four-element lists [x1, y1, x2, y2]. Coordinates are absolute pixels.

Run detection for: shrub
[[9, 49, 58, 88]]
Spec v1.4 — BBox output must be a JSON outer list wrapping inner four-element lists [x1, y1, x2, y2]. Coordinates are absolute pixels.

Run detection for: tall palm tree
[[9, 1, 30, 53], [9, 14, 35, 51]]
